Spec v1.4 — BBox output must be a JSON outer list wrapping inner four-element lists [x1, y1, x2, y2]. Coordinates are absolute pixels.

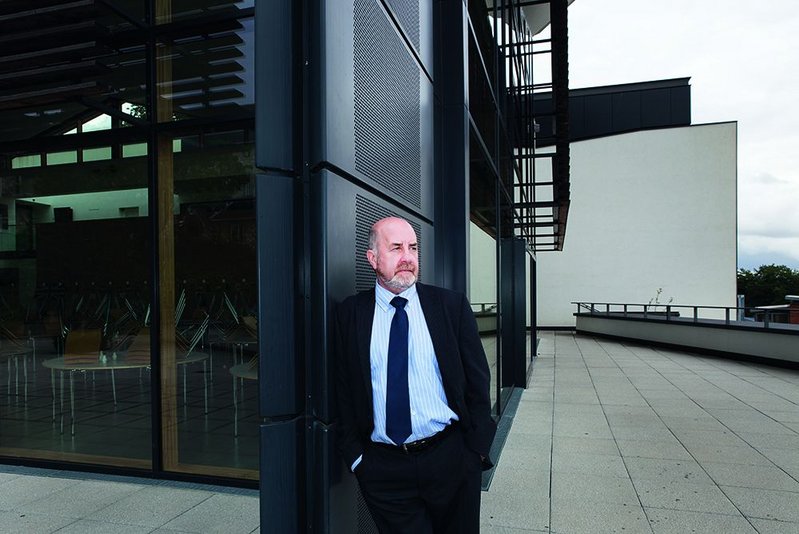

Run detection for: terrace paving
[[481, 331, 799, 533]]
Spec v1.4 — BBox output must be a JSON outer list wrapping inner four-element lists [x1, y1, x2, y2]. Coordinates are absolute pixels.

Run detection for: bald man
[[335, 217, 496, 533]]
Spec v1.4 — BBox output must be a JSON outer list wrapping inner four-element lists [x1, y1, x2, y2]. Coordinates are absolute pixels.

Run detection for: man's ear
[[366, 249, 377, 270]]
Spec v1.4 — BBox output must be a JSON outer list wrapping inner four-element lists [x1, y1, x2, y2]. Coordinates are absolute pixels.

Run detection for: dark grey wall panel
[[257, 174, 296, 416], [310, 420, 377, 534], [313, 0, 434, 220], [259, 419, 301, 533], [383, 0, 433, 76], [500, 238, 527, 387], [533, 79, 692, 145], [255, 1, 293, 172]]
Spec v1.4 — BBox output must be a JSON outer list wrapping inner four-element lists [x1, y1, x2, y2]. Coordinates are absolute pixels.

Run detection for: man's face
[[367, 218, 419, 294]]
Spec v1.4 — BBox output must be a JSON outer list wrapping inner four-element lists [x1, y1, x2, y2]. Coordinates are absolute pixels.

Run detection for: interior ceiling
[[0, 0, 248, 146]]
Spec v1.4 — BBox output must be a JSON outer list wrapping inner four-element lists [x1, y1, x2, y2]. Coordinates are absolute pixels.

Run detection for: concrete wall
[[577, 315, 799, 364], [536, 122, 738, 327]]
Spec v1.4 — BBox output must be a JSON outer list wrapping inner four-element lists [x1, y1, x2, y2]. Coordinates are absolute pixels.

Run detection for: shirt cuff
[[351, 455, 362, 472]]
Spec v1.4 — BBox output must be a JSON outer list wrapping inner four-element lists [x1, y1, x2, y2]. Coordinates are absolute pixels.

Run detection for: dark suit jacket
[[334, 282, 496, 470]]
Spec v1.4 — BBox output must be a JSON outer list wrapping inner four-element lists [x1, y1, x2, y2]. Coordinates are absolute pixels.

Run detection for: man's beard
[[381, 269, 417, 292]]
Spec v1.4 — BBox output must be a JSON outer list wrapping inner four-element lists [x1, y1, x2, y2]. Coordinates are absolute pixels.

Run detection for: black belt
[[372, 423, 457, 454]]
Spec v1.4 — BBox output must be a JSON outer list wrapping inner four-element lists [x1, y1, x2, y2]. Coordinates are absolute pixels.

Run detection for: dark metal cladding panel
[[384, 0, 420, 53], [257, 174, 296, 416], [582, 94, 612, 138], [500, 238, 527, 387], [352, 0, 420, 207], [259, 419, 302, 533], [640, 88, 671, 128], [255, 1, 293, 172], [611, 91, 642, 133], [670, 85, 692, 125], [318, 0, 434, 220], [383, 0, 433, 75], [310, 420, 379, 533]]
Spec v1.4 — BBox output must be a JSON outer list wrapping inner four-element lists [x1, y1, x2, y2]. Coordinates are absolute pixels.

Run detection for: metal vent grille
[[355, 195, 422, 293], [356, 485, 379, 534], [384, 0, 420, 52], [353, 0, 422, 209]]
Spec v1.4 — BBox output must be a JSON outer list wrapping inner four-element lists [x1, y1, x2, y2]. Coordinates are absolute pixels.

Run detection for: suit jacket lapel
[[356, 289, 375, 403]]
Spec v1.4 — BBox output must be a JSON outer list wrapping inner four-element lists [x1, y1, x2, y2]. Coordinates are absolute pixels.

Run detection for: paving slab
[[550, 499, 650, 534], [720, 486, 799, 522], [159, 493, 260, 534], [644, 508, 757, 534], [616, 439, 693, 461], [747, 517, 799, 534], [633, 478, 740, 515], [701, 461, 799, 492], [85, 486, 215, 528], [624, 457, 713, 484], [551, 471, 639, 505]]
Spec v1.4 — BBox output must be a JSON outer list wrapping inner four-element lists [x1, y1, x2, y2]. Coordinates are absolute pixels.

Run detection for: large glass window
[[157, 128, 258, 479], [469, 222, 499, 413], [0, 156, 152, 466], [0, 1, 151, 467], [153, 5, 257, 480], [0, 1, 257, 480]]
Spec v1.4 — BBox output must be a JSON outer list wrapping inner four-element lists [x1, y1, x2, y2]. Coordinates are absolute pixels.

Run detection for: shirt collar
[[374, 280, 417, 312]]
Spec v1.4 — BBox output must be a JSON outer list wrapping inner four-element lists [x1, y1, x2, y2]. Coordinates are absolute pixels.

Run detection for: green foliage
[[737, 264, 799, 308]]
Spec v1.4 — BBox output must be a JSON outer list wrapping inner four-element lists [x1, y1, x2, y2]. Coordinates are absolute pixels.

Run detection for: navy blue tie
[[386, 296, 411, 445]]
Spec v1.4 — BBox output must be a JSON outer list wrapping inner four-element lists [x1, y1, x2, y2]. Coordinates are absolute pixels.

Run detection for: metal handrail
[[571, 301, 796, 329]]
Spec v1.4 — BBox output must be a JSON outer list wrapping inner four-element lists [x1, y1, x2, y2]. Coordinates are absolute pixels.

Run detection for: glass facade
[[0, 1, 257, 480]]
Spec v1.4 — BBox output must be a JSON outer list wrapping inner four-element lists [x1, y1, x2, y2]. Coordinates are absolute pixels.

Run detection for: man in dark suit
[[335, 216, 496, 533]]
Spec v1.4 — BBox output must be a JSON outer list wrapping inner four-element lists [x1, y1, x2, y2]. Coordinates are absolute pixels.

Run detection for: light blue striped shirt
[[369, 282, 457, 445]]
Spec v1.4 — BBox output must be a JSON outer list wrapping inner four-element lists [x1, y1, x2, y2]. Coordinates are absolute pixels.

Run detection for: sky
[[565, 0, 799, 270]]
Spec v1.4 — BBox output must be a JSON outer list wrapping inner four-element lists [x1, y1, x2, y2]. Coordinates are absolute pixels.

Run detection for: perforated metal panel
[[384, 0, 420, 51], [356, 486, 379, 533], [353, 0, 422, 209], [355, 195, 423, 293]]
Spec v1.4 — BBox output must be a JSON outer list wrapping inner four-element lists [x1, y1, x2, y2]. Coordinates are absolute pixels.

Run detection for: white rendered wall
[[536, 122, 738, 327]]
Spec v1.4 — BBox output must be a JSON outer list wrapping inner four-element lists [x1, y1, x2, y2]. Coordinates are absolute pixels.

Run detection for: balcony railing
[[572, 301, 798, 330]]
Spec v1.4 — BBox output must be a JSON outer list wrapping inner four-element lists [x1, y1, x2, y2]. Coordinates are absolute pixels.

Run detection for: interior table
[[229, 362, 257, 437], [43, 353, 209, 436], [0, 345, 34, 401]]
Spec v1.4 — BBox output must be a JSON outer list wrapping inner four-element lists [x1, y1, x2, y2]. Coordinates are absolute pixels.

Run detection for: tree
[[737, 264, 799, 308]]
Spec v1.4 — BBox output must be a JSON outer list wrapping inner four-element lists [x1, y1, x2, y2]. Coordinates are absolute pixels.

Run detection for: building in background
[[533, 79, 737, 327]]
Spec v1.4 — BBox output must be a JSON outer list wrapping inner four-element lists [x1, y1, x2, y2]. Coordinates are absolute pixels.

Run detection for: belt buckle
[[401, 443, 409, 454]]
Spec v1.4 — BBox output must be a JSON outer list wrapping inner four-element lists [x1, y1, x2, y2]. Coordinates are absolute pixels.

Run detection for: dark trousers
[[355, 430, 483, 534]]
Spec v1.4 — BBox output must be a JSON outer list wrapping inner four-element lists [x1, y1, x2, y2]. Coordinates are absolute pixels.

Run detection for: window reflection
[[470, 222, 499, 413], [0, 1, 257, 479], [0, 135, 152, 466]]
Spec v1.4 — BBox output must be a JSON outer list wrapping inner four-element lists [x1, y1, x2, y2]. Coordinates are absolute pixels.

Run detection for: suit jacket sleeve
[[333, 301, 364, 469], [456, 292, 497, 466]]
